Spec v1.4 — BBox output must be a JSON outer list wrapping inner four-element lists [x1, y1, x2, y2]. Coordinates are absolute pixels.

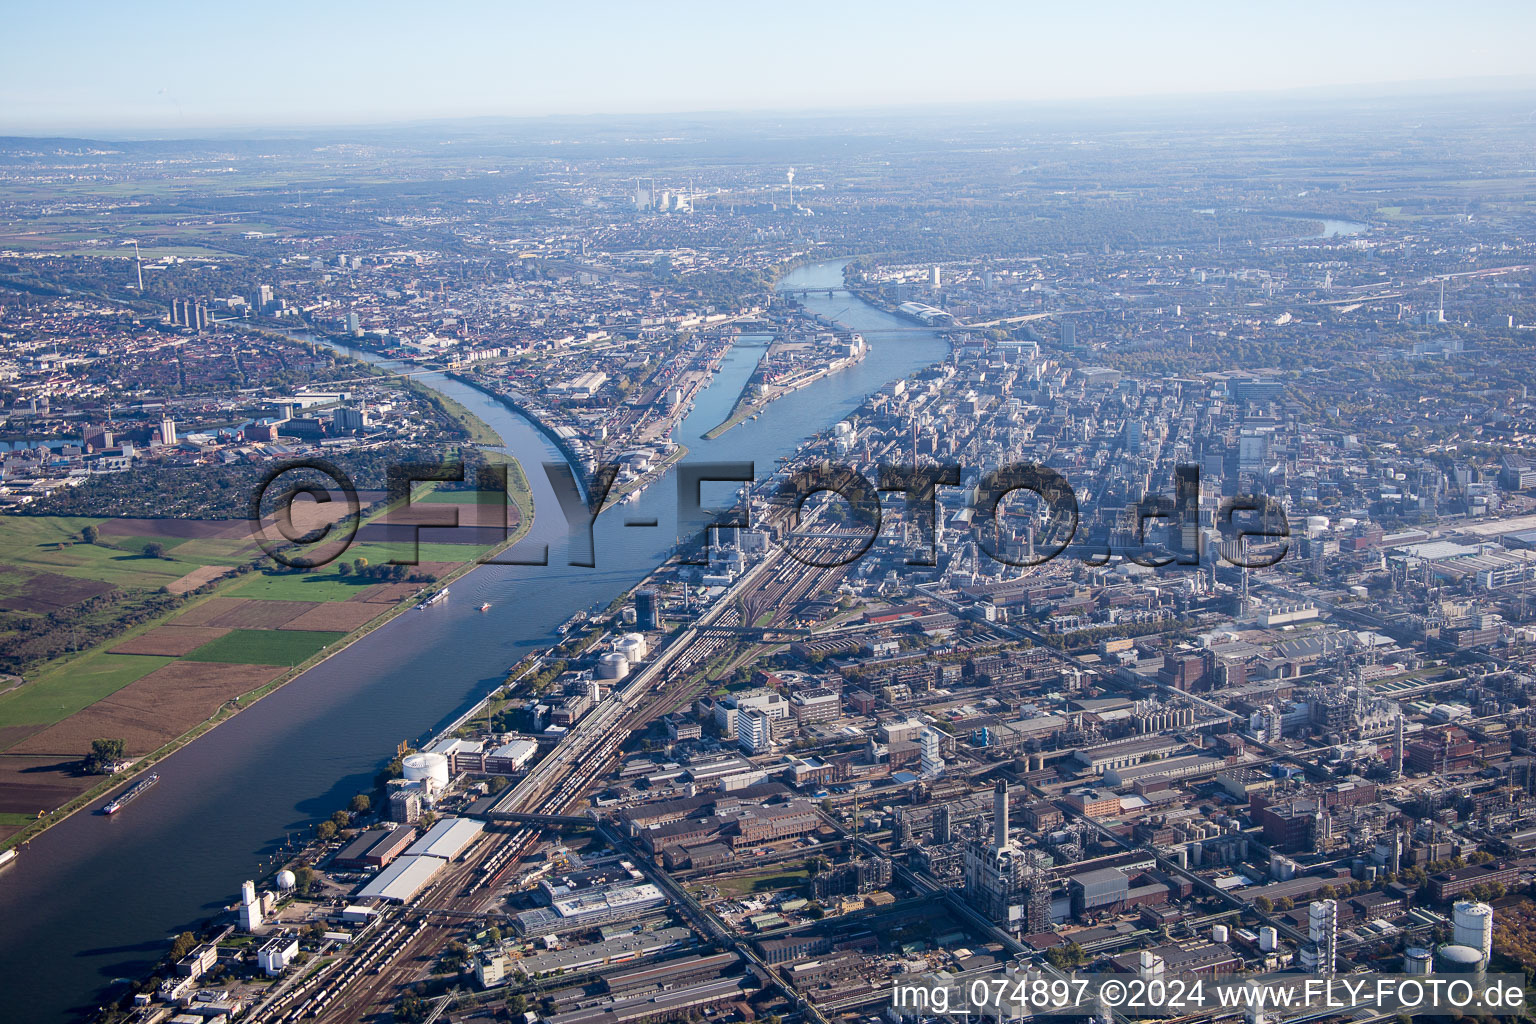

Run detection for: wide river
[[0, 259, 948, 1022]]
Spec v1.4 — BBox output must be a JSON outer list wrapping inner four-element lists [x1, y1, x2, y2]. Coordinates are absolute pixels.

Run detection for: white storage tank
[[1453, 901, 1494, 962], [1403, 947, 1432, 975], [615, 633, 648, 662], [402, 752, 450, 788], [1306, 515, 1331, 536], [1259, 926, 1277, 952], [1211, 924, 1229, 943], [833, 421, 853, 437], [597, 652, 630, 680], [275, 869, 297, 891]]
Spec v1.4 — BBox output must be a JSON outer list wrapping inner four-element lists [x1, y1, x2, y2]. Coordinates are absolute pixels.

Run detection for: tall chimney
[[994, 780, 1009, 850]]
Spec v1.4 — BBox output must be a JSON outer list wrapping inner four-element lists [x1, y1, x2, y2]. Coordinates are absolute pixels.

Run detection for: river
[[0, 259, 948, 1022]]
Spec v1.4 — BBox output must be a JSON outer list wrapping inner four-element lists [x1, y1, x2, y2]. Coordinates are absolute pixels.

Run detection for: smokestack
[[994, 780, 1009, 850]]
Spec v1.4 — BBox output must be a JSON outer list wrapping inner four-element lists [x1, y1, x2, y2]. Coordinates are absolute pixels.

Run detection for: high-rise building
[[920, 728, 944, 777], [635, 589, 661, 631], [239, 879, 263, 931], [1061, 321, 1076, 347], [347, 311, 361, 336], [1304, 899, 1337, 976], [1123, 419, 1143, 454], [737, 708, 773, 754]]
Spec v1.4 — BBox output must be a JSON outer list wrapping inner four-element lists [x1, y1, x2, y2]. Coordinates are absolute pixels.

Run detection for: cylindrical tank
[[615, 633, 648, 662], [1306, 515, 1330, 536], [1211, 924, 1229, 943], [1339, 518, 1359, 530], [1403, 947, 1433, 975], [275, 869, 297, 891], [597, 652, 630, 680], [402, 752, 450, 787], [1435, 944, 1485, 974], [1259, 927, 1277, 952], [833, 421, 852, 437], [1453, 901, 1494, 961]]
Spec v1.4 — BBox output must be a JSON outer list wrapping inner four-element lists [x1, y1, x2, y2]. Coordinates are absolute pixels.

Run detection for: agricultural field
[[0, 479, 529, 839], [185, 629, 347, 666]]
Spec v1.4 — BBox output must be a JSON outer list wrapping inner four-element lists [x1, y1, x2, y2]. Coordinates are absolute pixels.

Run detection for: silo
[[1402, 947, 1433, 975], [1453, 901, 1494, 963], [1258, 927, 1277, 952], [597, 652, 630, 680], [615, 633, 648, 663], [1435, 944, 1485, 975], [402, 752, 450, 788]]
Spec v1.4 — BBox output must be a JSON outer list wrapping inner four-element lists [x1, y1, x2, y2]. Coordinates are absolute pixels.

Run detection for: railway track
[[287, 528, 861, 1020]]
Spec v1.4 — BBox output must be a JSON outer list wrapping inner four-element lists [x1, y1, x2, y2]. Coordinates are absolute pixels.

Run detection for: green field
[[339, 540, 498, 565], [187, 629, 347, 666], [0, 516, 246, 588], [226, 569, 379, 602], [0, 653, 172, 731], [715, 864, 812, 898]]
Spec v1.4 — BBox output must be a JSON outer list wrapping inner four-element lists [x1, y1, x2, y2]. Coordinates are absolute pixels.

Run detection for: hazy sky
[[6, 0, 1535, 134]]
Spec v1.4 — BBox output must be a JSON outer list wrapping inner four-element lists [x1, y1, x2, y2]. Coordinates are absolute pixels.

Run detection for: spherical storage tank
[[597, 652, 630, 680], [276, 869, 297, 891], [1435, 944, 1486, 974], [402, 751, 450, 787]]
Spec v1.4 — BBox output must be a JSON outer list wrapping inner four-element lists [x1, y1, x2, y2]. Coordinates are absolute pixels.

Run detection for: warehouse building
[[354, 855, 446, 903], [405, 816, 485, 861]]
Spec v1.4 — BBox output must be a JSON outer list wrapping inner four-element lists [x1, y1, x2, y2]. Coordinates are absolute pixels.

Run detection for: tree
[[81, 525, 99, 545], [486, 926, 501, 945], [84, 737, 126, 774], [396, 993, 428, 1024], [331, 809, 351, 829], [337, 561, 352, 577], [293, 864, 315, 895], [1254, 896, 1274, 914], [507, 994, 528, 1014], [315, 820, 337, 842], [169, 931, 198, 961], [349, 794, 371, 815], [143, 541, 167, 559]]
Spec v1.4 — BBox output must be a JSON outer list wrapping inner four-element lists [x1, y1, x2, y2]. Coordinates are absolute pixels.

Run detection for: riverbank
[[0, 256, 959, 1024], [703, 344, 869, 440], [0, 479, 536, 855]]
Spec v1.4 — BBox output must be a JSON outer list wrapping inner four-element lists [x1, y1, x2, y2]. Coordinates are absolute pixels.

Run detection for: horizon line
[[5, 73, 1536, 143]]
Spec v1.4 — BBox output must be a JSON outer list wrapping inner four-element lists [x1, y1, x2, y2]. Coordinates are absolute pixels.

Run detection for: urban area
[[2, 90, 1536, 1024]]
